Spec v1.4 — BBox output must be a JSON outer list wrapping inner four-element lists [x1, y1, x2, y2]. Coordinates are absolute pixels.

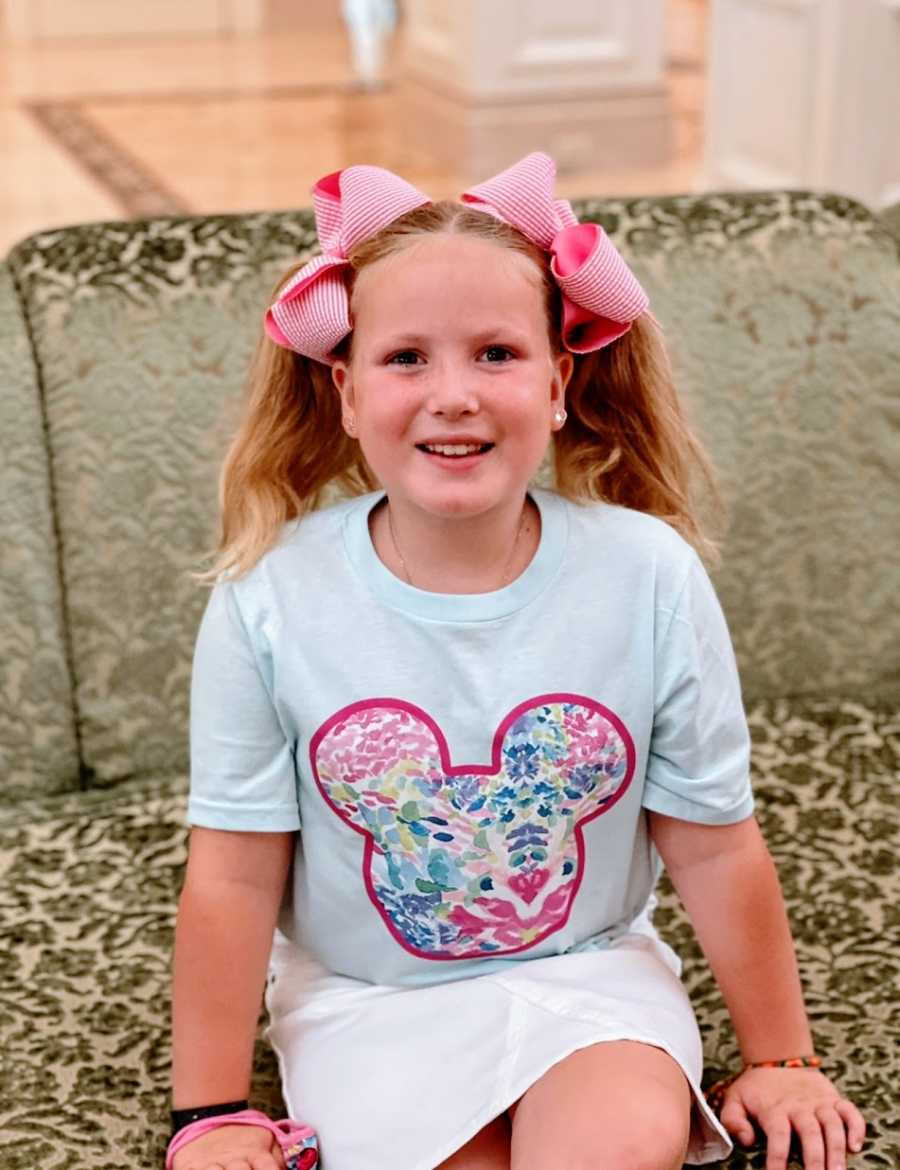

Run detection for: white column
[[704, 0, 900, 210], [397, 0, 673, 179]]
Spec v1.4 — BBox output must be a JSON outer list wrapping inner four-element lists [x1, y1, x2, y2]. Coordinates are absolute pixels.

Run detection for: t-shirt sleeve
[[188, 580, 302, 832], [642, 552, 755, 825]]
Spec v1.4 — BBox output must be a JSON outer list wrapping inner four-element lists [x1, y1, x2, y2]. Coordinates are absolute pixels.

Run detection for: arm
[[171, 826, 295, 1108], [646, 810, 813, 1062]]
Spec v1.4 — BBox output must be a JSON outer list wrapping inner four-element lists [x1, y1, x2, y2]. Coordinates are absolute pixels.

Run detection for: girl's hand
[[171, 1122, 287, 1170], [718, 1067, 866, 1170]]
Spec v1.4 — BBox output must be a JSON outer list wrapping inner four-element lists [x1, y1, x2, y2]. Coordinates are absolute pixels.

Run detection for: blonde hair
[[194, 200, 726, 584]]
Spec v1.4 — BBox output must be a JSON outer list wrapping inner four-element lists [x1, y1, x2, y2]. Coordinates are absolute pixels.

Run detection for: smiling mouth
[[415, 443, 495, 458]]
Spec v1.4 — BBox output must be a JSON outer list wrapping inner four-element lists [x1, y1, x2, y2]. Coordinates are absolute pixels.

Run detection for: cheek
[[357, 381, 415, 440], [503, 380, 554, 429]]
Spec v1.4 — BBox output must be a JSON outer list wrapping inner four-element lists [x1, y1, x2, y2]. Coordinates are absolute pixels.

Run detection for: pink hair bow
[[266, 152, 649, 364]]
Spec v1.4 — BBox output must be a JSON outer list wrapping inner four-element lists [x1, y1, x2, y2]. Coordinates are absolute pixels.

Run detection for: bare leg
[[434, 1112, 511, 1170], [508, 1039, 692, 1170]]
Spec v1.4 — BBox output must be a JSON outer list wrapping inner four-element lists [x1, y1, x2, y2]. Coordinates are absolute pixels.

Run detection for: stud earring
[[554, 409, 567, 425]]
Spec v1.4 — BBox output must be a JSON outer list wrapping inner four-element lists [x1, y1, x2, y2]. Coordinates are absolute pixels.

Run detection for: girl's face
[[331, 233, 574, 522]]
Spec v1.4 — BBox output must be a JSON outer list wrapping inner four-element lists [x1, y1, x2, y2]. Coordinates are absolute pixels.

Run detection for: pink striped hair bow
[[266, 152, 649, 365]]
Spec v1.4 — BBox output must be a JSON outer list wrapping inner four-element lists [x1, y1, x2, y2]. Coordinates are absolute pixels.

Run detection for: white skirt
[[264, 925, 733, 1169]]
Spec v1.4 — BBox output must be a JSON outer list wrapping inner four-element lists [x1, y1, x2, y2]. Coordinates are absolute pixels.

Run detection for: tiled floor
[[1, 7, 709, 256]]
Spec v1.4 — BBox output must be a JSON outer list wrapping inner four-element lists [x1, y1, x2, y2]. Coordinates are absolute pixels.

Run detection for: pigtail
[[193, 269, 378, 585], [552, 313, 727, 570]]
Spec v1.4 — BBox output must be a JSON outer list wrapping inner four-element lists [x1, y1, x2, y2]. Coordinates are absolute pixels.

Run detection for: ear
[[331, 359, 355, 412], [550, 350, 575, 412]]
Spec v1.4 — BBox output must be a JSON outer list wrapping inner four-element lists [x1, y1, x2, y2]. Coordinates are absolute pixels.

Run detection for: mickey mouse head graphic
[[310, 693, 635, 960]]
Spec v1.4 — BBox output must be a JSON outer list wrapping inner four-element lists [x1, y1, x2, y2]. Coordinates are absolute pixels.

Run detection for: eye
[[481, 345, 515, 363], [386, 346, 515, 365]]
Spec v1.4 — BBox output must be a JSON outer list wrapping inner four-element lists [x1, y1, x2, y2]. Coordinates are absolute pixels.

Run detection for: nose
[[424, 359, 480, 417]]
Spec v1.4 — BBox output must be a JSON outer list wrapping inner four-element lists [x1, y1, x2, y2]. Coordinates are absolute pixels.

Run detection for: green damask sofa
[[1, 191, 898, 1170]]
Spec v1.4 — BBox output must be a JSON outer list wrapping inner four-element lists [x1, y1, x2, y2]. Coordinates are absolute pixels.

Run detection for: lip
[[418, 447, 492, 470], [416, 437, 495, 446]]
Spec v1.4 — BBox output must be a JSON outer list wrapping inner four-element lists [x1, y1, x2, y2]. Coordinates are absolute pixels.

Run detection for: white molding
[[396, 75, 672, 178], [398, 0, 672, 173], [513, 36, 630, 69], [403, 0, 667, 100]]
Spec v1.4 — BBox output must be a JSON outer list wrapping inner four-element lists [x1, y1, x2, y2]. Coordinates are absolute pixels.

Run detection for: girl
[[169, 153, 866, 1170]]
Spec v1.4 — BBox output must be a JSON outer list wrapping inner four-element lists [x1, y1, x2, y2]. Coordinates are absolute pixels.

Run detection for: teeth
[[424, 443, 486, 456]]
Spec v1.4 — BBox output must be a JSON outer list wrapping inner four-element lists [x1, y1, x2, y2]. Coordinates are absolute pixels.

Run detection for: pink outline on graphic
[[309, 693, 636, 961]]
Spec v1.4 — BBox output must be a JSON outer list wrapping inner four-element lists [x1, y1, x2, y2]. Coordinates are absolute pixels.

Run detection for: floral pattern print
[[310, 694, 635, 959]]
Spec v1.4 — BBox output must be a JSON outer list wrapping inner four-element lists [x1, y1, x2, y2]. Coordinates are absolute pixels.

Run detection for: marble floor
[[1, 7, 710, 257]]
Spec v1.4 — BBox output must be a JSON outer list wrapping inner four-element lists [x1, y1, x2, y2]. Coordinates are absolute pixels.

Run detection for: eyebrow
[[382, 328, 531, 347]]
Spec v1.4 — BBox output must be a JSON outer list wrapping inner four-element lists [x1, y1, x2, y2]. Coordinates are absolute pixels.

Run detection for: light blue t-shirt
[[188, 488, 754, 987]]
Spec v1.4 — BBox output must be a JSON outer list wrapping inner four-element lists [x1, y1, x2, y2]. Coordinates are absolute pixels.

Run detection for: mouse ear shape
[[311, 702, 446, 847]]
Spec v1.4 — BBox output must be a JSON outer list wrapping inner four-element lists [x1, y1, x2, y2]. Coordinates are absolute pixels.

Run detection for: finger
[[719, 1097, 755, 1146], [249, 1153, 284, 1170], [835, 1098, 867, 1154], [271, 1136, 288, 1170], [223, 1160, 253, 1170], [762, 1114, 793, 1170], [268, 1136, 288, 1170], [792, 1113, 827, 1170], [816, 1107, 848, 1170]]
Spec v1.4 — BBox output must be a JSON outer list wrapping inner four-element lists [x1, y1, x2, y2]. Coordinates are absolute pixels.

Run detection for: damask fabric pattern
[[5, 191, 900, 793], [878, 199, 900, 245], [0, 263, 79, 802], [0, 698, 897, 1169]]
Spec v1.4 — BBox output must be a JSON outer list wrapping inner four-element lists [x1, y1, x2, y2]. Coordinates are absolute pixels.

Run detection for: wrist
[[170, 1098, 250, 1137], [738, 1028, 815, 1066], [739, 1038, 815, 1065], [744, 1054, 821, 1072]]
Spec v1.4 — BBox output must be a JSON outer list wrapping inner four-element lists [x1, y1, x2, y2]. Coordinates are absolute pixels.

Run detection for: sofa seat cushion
[[1, 697, 897, 1168]]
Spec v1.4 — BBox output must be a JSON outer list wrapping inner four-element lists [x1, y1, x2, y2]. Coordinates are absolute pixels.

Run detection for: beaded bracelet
[[705, 1055, 822, 1114]]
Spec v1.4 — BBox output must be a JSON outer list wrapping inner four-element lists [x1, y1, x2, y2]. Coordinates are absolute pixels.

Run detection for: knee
[[548, 1115, 689, 1170], [584, 1118, 689, 1170]]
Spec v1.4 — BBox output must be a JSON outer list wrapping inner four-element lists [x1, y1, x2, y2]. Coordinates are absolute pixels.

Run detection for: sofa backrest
[[879, 199, 900, 245], [0, 262, 80, 801], [5, 192, 899, 792]]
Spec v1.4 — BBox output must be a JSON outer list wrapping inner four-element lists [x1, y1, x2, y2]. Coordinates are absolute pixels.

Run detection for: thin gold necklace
[[386, 501, 529, 590]]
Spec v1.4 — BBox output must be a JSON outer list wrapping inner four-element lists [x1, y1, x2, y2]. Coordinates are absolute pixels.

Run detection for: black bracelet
[[170, 1099, 249, 1137]]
